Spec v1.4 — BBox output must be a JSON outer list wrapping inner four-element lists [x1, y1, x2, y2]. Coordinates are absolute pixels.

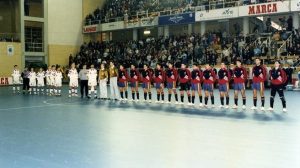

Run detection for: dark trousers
[[80, 80, 88, 97], [23, 78, 29, 91], [270, 85, 286, 108]]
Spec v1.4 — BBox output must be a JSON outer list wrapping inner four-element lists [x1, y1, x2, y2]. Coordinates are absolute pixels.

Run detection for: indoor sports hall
[[0, 0, 300, 168]]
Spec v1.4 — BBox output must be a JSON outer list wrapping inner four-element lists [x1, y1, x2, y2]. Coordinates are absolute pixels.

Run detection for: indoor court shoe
[[232, 105, 238, 109], [155, 100, 160, 103], [242, 105, 246, 110], [268, 107, 274, 111], [251, 106, 257, 110], [219, 105, 224, 108], [148, 100, 152, 103], [188, 103, 193, 106], [199, 103, 203, 107], [175, 101, 179, 105], [160, 101, 164, 104], [211, 105, 215, 108], [283, 108, 288, 113], [260, 107, 265, 111], [225, 105, 229, 109]]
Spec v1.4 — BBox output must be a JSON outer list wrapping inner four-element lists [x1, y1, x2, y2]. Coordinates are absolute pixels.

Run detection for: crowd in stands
[[85, 0, 286, 25], [69, 28, 300, 70]]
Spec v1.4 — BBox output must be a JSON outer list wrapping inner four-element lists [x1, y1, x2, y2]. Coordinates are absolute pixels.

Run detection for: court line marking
[[0, 104, 63, 111]]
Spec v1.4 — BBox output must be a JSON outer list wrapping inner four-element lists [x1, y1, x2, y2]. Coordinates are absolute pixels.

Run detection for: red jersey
[[202, 69, 216, 84], [218, 68, 231, 85], [270, 68, 287, 86], [191, 69, 202, 84], [140, 69, 152, 83], [178, 68, 191, 83], [166, 68, 178, 83], [118, 69, 128, 82], [252, 65, 267, 83], [153, 68, 165, 83], [129, 69, 140, 82], [233, 66, 247, 84]]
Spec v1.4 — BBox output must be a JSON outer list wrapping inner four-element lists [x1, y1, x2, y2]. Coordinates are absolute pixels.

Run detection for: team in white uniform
[[29, 68, 37, 94], [87, 64, 98, 99], [12, 65, 21, 94], [45, 66, 52, 95], [36, 68, 45, 94], [68, 63, 79, 97], [54, 67, 63, 96]]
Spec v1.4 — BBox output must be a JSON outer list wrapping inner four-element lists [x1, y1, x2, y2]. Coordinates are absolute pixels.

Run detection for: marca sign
[[0, 77, 12, 85], [239, 1, 290, 16], [83, 25, 100, 33], [248, 3, 277, 15]]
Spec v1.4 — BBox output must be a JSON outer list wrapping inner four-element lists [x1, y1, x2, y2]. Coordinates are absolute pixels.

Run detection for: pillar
[[133, 29, 138, 41], [188, 24, 193, 35], [293, 12, 299, 30], [164, 25, 169, 38], [158, 27, 164, 37], [243, 17, 249, 36], [200, 21, 206, 36]]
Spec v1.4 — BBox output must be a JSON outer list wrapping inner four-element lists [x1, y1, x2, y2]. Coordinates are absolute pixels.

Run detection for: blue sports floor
[[0, 86, 300, 168]]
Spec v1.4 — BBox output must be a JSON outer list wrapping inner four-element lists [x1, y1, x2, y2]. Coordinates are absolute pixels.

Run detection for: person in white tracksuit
[[98, 63, 108, 99], [109, 61, 120, 100], [87, 64, 98, 99]]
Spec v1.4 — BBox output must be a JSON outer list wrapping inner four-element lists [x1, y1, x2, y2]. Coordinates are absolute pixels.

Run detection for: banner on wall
[[195, 7, 238, 21], [83, 25, 101, 33], [7, 45, 14, 56], [101, 21, 124, 31], [140, 17, 158, 27], [291, 0, 300, 11], [0, 77, 12, 85], [126, 20, 140, 29], [158, 13, 195, 25], [239, 1, 290, 16]]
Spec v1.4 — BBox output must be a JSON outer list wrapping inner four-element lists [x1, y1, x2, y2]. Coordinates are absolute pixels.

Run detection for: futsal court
[[0, 86, 299, 168]]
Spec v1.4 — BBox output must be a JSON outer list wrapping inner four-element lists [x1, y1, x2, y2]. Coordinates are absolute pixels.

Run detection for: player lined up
[[12, 59, 287, 112]]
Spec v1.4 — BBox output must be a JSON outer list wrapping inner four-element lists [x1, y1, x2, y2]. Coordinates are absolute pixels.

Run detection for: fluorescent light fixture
[[144, 30, 151, 35]]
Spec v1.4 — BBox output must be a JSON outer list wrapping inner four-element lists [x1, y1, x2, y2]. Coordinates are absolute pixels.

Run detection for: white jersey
[[29, 72, 37, 86], [12, 69, 21, 84], [55, 71, 63, 87], [36, 71, 45, 87], [50, 70, 56, 86], [87, 68, 98, 86], [68, 68, 79, 87], [45, 70, 52, 85]]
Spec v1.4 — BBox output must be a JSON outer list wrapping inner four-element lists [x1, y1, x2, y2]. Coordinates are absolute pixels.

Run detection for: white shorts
[[88, 79, 97, 87], [50, 78, 55, 86], [37, 80, 45, 87], [46, 78, 51, 86], [69, 79, 78, 87], [29, 80, 36, 87], [13, 77, 21, 85], [55, 80, 62, 87]]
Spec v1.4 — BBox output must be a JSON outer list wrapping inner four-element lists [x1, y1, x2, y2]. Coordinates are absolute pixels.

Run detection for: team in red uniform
[[129, 64, 140, 101], [190, 63, 203, 106], [118, 64, 129, 100], [251, 58, 267, 111], [218, 63, 231, 108], [153, 63, 166, 103], [233, 60, 248, 110], [269, 61, 287, 112], [141, 64, 152, 102], [202, 64, 216, 108], [166, 62, 178, 103], [178, 63, 191, 105]]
